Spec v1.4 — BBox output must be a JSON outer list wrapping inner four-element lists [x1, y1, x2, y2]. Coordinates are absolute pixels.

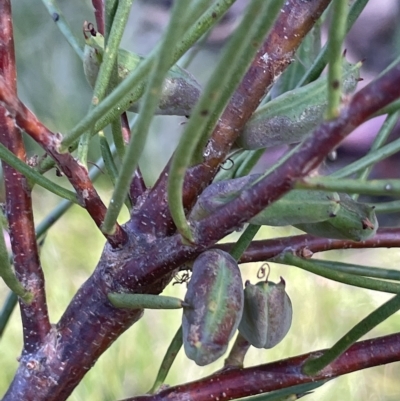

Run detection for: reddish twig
[[116, 225, 400, 291], [192, 61, 400, 244], [135, 0, 332, 235], [121, 57, 400, 281], [4, 225, 399, 400], [2, 228, 172, 401], [92, 0, 104, 35], [0, 77, 128, 248], [129, 168, 147, 206], [0, 0, 51, 350], [215, 227, 400, 263], [120, 332, 400, 401]]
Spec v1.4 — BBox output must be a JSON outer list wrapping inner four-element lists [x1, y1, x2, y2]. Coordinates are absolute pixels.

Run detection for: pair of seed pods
[[107, 249, 292, 366], [83, 26, 361, 147], [190, 174, 378, 242], [182, 249, 292, 366]]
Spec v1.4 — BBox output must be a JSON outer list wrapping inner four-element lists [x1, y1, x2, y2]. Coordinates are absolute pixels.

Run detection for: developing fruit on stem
[[182, 249, 244, 366], [190, 174, 340, 227], [239, 277, 292, 349], [238, 58, 361, 149], [295, 193, 378, 241], [83, 22, 201, 116]]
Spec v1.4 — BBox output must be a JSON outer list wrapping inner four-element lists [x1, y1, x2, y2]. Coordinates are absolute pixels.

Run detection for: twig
[[0, 0, 51, 350], [192, 61, 400, 245], [136, 0, 332, 236], [215, 227, 400, 263], [0, 147, 117, 339], [0, 77, 128, 248], [129, 168, 147, 207], [92, 0, 104, 35], [120, 332, 400, 401]]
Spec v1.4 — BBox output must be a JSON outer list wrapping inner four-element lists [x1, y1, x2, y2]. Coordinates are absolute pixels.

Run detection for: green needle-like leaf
[[302, 293, 400, 375], [62, 0, 236, 150], [296, 177, 400, 196], [275, 253, 400, 294], [41, 0, 83, 60], [329, 135, 400, 179], [0, 291, 18, 338], [308, 259, 400, 281], [101, 0, 192, 236], [168, 0, 284, 241], [373, 200, 400, 214], [0, 142, 78, 203], [108, 293, 185, 309], [230, 224, 261, 261], [0, 210, 32, 303], [148, 325, 183, 394], [325, 0, 349, 120], [297, 0, 368, 87]]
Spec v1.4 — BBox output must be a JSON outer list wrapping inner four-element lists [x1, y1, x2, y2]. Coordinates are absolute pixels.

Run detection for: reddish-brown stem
[[122, 58, 400, 278], [134, 0, 332, 235], [0, 0, 50, 350], [120, 112, 131, 144], [192, 62, 400, 244], [224, 333, 251, 369], [129, 168, 147, 206], [2, 230, 169, 401], [92, 0, 104, 35], [121, 332, 400, 401], [3, 2, 399, 400], [215, 227, 400, 263], [117, 226, 400, 292], [0, 77, 128, 248]]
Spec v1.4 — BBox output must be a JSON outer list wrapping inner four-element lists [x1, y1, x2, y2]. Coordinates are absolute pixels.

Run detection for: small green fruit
[[238, 58, 361, 149], [83, 23, 201, 116], [182, 249, 244, 366], [239, 277, 292, 349], [190, 174, 340, 227], [295, 193, 378, 241]]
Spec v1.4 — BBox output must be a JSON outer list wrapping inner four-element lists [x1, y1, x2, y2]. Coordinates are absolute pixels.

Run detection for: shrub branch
[[120, 332, 400, 401], [0, 0, 51, 351], [0, 77, 128, 248], [135, 0, 332, 235]]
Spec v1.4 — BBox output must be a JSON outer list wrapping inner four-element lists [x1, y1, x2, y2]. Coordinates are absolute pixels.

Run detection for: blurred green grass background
[[1, 0, 400, 400]]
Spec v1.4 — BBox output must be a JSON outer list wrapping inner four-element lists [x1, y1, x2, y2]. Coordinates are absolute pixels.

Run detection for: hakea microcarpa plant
[[0, 0, 400, 400]]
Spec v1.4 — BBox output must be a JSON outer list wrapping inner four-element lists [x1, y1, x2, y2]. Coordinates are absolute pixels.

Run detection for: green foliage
[[1, 1, 400, 401]]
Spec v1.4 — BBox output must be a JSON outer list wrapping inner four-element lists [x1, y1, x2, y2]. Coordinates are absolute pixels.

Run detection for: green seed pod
[[238, 58, 361, 149], [250, 190, 340, 226], [190, 174, 340, 226], [295, 193, 378, 241], [182, 249, 244, 366], [83, 26, 201, 116], [239, 278, 292, 349]]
